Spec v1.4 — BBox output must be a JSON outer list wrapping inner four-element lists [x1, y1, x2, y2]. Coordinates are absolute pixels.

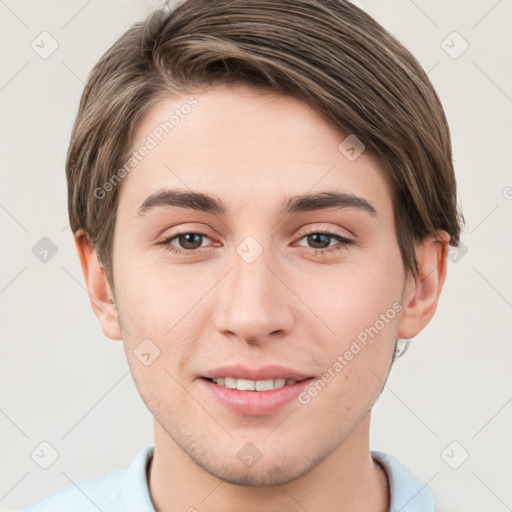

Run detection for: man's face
[[110, 84, 406, 485]]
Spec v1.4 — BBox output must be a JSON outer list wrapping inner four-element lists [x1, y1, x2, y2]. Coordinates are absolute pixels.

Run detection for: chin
[[209, 461, 310, 487], [191, 447, 321, 488]]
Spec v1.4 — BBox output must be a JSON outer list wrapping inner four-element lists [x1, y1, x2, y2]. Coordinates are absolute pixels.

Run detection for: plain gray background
[[1, 0, 511, 511]]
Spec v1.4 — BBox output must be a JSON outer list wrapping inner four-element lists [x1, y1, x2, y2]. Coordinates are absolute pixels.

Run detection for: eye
[[158, 229, 354, 257], [159, 231, 214, 255], [295, 230, 354, 255]]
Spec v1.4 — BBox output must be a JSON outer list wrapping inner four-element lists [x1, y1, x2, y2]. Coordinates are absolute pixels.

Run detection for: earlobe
[[73, 230, 122, 341], [397, 230, 450, 340]]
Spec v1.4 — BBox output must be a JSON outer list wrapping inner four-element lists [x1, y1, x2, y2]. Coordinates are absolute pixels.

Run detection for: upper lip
[[201, 364, 313, 382]]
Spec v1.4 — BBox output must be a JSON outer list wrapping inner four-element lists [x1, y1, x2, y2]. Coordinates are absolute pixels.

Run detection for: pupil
[[180, 233, 202, 249], [308, 233, 330, 249]]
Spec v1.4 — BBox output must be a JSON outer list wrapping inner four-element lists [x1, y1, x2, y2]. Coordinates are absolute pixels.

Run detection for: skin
[[75, 83, 449, 512]]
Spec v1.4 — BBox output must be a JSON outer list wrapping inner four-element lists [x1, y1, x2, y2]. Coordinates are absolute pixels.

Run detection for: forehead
[[119, 84, 392, 218]]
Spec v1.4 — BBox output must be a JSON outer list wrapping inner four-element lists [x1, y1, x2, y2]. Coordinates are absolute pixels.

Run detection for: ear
[[73, 230, 122, 341], [397, 230, 450, 340]]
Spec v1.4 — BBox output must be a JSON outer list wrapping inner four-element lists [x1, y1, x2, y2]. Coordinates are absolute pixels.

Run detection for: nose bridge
[[232, 240, 272, 296], [213, 237, 293, 342]]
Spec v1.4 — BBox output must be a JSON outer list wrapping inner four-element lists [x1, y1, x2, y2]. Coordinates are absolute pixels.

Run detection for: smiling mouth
[[203, 376, 312, 391]]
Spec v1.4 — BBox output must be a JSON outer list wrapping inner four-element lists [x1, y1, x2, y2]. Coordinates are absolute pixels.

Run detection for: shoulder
[[372, 451, 436, 512], [19, 446, 155, 512]]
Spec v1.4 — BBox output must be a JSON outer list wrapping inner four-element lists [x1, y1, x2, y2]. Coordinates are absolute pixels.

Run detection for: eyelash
[[159, 229, 354, 257]]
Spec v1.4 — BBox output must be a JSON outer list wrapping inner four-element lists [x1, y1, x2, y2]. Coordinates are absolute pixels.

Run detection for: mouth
[[199, 376, 316, 416], [202, 376, 309, 391]]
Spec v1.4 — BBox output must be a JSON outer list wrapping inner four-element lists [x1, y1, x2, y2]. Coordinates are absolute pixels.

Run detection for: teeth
[[210, 377, 297, 391]]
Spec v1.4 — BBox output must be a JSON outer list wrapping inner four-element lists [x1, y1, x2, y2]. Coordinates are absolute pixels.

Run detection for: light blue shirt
[[19, 446, 435, 511]]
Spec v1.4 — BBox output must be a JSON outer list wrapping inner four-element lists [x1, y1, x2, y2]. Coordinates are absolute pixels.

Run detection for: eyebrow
[[281, 191, 376, 216], [137, 189, 377, 217]]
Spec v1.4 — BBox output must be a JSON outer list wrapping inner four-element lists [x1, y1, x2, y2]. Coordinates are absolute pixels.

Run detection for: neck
[[147, 412, 389, 512]]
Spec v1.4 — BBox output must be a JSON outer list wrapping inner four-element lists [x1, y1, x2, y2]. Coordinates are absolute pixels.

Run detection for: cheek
[[304, 263, 400, 340], [125, 353, 192, 422], [114, 257, 198, 331], [305, 262, 401, 397], [113, 259, 206, 375]]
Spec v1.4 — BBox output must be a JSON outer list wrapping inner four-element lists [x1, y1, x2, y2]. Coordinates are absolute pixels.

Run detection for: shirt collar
[[372, 450, 436, 512], [121, 445, 156, 512]]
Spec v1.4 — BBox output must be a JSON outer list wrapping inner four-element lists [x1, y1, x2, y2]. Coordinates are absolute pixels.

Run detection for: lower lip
[[198, 377, 315, 416]]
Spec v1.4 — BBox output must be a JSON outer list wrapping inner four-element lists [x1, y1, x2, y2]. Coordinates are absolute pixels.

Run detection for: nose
[[213, 245, 294, 345]]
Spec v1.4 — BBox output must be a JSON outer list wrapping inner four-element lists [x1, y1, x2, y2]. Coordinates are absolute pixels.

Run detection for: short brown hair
[[66, 0, 464, 284]]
